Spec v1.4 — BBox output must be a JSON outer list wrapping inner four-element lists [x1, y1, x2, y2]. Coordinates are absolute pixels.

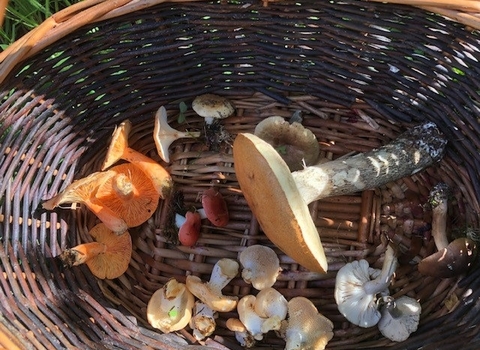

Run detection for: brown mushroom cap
[[254, 116, 319, 171], [233, 133, 328, 273], [60, 223, 132, 279], [95, 163, 159, 227], [192, 94, 235, 122], [418, 237, 477, 278]]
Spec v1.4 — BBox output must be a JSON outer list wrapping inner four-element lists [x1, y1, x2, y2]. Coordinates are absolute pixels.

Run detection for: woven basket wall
[[1, 0, 480, 349]]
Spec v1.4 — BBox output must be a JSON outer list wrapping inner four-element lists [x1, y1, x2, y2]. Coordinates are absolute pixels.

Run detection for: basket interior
[[1, 1, 480, 349]]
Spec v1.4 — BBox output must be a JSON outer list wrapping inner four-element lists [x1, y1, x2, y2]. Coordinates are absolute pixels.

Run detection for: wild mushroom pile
[[147, 245, 335, 349]]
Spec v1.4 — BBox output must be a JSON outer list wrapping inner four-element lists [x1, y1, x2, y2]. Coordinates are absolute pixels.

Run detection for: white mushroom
[[239, 245, 282, 290], [146, 278, 195, 333], [154, 106, 201, 163], [189, 301, 217, 341], [284, 296, 334, 350], [186, 258, 239, 312], [226, 318, 256, 348], [237, 295, 268, 341], [253, 287, 288, 333], [192, 94, 235, 125], [377, 295, 421, 342], [335, 244, 398, 328]]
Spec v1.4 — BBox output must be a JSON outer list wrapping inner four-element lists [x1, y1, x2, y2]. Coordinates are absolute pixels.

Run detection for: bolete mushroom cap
[[335, 245, 398, 328], [153, 106, 201, 163], [186, 258, 239, 312], [233, 133, 328, 273], [254, 116, 320, 171], [95, 163, 159, 228], [102, 120, 173, 199], [418, 237, 477, 278], [147, 278, 195, 333], [239, 245, 282, 290], [284, 296, 334, 350], [377, 295, 421, 342], [59, 223, 132, 279], [192, 94, 235, 124], [42, 170, 128, 234]]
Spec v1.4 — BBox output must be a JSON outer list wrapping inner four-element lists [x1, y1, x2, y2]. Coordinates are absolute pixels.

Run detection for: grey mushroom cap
[[192, 94, 235, 123], [254, 116, 320, 171]]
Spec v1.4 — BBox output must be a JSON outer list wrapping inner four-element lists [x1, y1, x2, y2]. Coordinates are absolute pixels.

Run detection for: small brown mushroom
[[59, 223, 132, 279], [102, 120, 173, 199], [233, 122, 446, 272], [254, 116, 320, 171], [192, 94, 235, 125]]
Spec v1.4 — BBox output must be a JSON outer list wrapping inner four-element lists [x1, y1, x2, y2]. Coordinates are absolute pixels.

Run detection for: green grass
[[1, 0, 82, 50]]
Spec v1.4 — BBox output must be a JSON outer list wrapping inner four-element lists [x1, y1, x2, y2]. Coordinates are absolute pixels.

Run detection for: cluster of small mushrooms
[[41, 92, 479, 347], [147, 245, 334, 349]]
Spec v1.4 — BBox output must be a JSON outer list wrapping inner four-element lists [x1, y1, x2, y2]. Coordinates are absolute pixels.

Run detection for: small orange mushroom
[[59, 223, 132, 279], [178, 211, 201, 246], [42, 171, 128, 234], [95, 163, 160, 227], [102, 120, 173, 199]]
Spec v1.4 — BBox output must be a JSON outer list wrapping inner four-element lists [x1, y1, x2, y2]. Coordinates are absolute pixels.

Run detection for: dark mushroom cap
[[418, 237, 477, 278]]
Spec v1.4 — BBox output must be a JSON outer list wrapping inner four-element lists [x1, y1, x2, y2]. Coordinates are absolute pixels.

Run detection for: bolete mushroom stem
[[428, 183, 450, 250], [363, 245, 398, 295], [291, 122, 447, 204], [234, 122, 446, 273]]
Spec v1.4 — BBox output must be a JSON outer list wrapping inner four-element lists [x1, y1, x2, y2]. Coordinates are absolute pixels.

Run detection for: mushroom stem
[[428, 183, 450, 250], [382, 296, 403, 319], [210, 258, 240, 291], [363, 245, 398, 295], [292, 122, 447, 204], [61, 242, 106, 265], [154, 106, 201, 163]]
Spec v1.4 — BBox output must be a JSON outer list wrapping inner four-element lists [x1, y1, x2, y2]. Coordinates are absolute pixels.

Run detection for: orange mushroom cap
[[95, 163, 160, 228], [102, 120, 173, 199], [59, 223, 132, 279], [42, 171, 128, 234]]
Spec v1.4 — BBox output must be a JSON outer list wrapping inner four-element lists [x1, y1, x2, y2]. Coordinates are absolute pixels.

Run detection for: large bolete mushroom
[[233, 122, 446, 272]]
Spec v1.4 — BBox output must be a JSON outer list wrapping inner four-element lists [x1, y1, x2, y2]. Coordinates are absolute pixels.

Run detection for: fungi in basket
[[41, 94, 468, 349]]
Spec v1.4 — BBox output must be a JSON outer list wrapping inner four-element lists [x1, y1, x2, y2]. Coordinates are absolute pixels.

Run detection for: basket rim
[[1, 0, 480, 86]]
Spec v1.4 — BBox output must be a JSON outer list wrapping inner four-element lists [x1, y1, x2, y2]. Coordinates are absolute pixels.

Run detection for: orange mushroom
[[59, 223, 132, 279], [42, 171, 128, 234], [102, 120, 173, 199], [178, 211, 201, 246], [95, 163, 160, 227]]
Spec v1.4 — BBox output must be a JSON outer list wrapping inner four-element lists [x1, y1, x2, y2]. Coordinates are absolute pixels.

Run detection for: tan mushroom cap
[[254, 116, 320, 171], [60, 223, 132, 279], [233, 133, 328, 273], [192, 94, 235, 122], [95, 163, 160, 228], [185, 275, 238, 312], [285, 297, 334, 350], [147, 279, 195, 333], [239, 245, 282, 290]]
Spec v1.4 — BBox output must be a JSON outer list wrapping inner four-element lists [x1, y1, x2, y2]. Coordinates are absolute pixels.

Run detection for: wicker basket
[[1, 0, 480, 349]]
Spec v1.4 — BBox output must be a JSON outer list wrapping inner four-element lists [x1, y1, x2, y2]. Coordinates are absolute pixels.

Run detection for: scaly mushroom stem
[[154, 106, 201, 163], [429, 183, 450, 250], [363, 245, 398, 295], [292, 122, 447, 204]]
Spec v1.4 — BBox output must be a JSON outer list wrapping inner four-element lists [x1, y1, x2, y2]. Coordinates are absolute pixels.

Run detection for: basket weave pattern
[[1, 1, 480, 349]]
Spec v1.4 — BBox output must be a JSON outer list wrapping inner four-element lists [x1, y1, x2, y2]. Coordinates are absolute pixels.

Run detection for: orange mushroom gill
[[59, 223, 132, 279], [102, 120, 173, 199], [95, 163, 160, 228]]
